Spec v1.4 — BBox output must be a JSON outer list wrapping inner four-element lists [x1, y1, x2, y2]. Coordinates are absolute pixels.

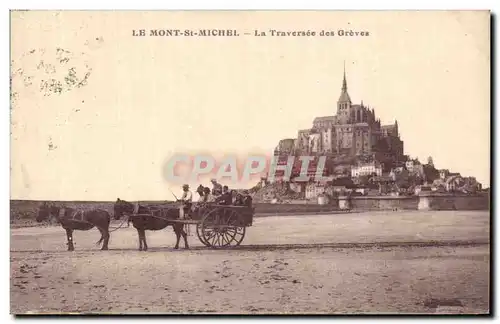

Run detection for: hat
[[211, 179, 217, 183], [182, 184, 189, 189]]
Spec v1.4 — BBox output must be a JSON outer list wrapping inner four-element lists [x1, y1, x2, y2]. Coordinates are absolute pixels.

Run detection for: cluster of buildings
[[268, 67, 482, 200]]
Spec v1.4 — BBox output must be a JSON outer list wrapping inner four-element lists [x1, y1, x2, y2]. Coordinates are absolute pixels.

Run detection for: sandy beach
[[10, 210, 490, 314]]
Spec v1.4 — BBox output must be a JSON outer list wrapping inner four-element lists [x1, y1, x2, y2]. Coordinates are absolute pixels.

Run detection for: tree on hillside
[[423, 164, 440, 183], [408, 173, 424, 186], [332, 177, 354, 187], [358, 175, 371, 186]]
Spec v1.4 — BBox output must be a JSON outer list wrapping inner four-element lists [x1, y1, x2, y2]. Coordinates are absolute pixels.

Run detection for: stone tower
[[337, 62, 352, 124]]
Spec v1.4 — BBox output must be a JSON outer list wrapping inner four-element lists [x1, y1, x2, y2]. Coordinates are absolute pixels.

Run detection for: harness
[[58, 206, 128, 233], [57, 208, 83, 219], [72, 210, 84, 221], [126, 204, 181, 221], [58, 207, 85, 223]]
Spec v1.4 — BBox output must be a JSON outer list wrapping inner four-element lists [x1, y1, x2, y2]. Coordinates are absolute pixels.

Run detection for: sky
[[10, 11, 490, 201]]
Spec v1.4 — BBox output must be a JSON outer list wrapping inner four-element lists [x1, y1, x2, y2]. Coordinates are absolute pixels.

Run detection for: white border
[[2, 0, 500, 10], [4, 1, 498, 323]]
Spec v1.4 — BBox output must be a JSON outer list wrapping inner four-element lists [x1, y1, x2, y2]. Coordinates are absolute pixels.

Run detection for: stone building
[[351, 161, 383, 178], [275, 67, 405, 170]]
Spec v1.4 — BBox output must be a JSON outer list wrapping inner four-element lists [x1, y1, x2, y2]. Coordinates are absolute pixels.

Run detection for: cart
[[156, 202, 254, 248]]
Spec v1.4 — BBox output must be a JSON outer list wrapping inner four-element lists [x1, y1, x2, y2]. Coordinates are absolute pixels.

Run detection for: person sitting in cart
[[178, 184, 193, 219], [233, 191, 245, 206], [222, 186, 232, 204], [197, 186, 214, 203], [215, 185, 232, 205], [211, 179, 223, 196], [196, 184, 205, 201], [191, 186, 211, 213], [203, 186, 215, 202], [197, 186, 207, 203], [242, 190, 253, 207]]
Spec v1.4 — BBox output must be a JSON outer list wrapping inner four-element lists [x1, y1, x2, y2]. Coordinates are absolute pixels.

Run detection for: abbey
[[274, 66, 404, 172]]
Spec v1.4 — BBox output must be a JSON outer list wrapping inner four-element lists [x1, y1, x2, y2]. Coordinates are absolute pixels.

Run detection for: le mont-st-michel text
[[132, 29, 370, 37]]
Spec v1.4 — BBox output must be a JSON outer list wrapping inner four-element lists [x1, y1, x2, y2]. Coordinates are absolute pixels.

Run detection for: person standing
[[211, 179, 223, 196], [179, 184, 192, 219]]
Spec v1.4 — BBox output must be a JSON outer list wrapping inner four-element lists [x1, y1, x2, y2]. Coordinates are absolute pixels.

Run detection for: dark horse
[[36, 202, 111, 251], [113, 198, 189, 251]]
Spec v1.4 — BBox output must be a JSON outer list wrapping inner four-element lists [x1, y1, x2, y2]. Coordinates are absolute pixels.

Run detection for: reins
[[50, 203, 191, 234], [108, 215, 129, 232], [109, 204, 181, 232], [125, 208, 184, 222]]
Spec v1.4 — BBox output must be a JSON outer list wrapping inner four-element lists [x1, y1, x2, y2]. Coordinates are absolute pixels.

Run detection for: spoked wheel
[[196, 223, 210, 247], [197, 207, 246, 248], [195, 206, 211, 247]]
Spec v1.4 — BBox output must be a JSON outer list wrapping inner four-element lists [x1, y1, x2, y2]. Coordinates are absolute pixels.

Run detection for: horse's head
[[36, 202, 57, 222], [113, 198, 133, 220]]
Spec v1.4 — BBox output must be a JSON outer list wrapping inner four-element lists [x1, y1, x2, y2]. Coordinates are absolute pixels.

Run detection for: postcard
[[10, 10, 490, 315]]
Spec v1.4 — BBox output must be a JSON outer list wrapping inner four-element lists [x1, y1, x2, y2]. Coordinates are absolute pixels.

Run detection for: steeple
[[338, 61, 351, 103], [342, 61, 347, 92]]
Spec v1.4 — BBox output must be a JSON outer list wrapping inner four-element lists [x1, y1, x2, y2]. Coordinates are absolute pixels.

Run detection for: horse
[[35, 202, 111, 251], [113, 198, 189, 251]]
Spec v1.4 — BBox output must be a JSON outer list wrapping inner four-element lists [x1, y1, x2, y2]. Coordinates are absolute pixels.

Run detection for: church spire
[[342, 60, 347, 92], [338, 61, 351, 103]]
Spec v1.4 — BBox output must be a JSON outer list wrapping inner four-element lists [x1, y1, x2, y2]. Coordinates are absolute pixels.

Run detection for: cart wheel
[[196, 207, 212, 247], [199, 207, 246, 248], [196, 223, 211, 247]]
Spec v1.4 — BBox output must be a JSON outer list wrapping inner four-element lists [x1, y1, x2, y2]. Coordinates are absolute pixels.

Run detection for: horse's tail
[[106, 209, 111, 225], [96, 235, 105, 246]]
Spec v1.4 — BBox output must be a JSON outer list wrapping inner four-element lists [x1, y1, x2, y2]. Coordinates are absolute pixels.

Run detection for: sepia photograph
[[9, 10, 491, 315]]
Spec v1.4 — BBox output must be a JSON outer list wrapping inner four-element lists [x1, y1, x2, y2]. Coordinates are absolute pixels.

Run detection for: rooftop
[[313, 116, 336, 123]]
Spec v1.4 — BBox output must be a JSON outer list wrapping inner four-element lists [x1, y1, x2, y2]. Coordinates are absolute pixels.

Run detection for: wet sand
[[10, 210, 490, 314]]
